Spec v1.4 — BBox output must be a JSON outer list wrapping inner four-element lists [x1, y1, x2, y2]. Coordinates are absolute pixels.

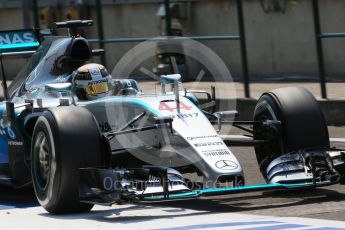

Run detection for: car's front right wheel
[[253, 87, 329, 180]]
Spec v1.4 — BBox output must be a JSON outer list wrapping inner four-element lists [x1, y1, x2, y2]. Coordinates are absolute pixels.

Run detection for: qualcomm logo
[[215, 160, 238, 170]]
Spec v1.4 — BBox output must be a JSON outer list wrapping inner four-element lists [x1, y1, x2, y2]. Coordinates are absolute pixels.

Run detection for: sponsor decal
[[0, 32, 35, 45], [0, 30, 39, 52], [159, 101, 192, 112], [187, 135, 219, 141], [0, 120, 17, 140], [202, 149, 231, 157], [8, 141, 24, 146], [170, 113, 198, 119], [215, 160, 238, 170], [87, 79, 108, 85], [148, 175, 161, 183], [194, 142, 223, 147]]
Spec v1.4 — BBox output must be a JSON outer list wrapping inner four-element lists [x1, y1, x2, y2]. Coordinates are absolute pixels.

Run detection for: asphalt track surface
[[1, 126, 345, 229]]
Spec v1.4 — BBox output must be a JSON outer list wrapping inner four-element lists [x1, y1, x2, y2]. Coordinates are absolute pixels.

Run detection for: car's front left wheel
[[31, 107, 104, 214]]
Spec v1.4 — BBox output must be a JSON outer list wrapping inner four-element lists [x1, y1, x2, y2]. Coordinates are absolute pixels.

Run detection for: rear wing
[[0, 29, 40, 55], [0, 29, 40, 100]]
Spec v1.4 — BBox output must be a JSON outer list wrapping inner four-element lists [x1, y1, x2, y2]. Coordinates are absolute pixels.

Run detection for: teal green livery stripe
[[143, 183, 309, 200], [200, 183, 306, 194], [78, 97, 161, 115], [0, 42, 39, 50]]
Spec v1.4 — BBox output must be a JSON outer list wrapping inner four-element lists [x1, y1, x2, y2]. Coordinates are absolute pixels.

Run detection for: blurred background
[[1, 0, 345, 100]]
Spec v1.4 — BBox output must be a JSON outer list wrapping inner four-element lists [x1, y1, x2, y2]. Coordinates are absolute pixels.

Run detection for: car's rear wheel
[[31, 107, 104, 214], [253, 87, 329, 180]]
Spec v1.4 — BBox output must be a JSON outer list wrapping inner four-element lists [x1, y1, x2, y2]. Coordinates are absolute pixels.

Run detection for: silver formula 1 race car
[[1, 20, 345, 214]]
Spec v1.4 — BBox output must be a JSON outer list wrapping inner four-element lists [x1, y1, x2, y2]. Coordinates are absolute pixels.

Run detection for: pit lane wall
[[1, 0, 345, 81]]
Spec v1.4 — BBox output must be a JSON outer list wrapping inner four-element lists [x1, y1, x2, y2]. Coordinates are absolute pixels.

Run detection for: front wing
[[78, 166, 339, 206]]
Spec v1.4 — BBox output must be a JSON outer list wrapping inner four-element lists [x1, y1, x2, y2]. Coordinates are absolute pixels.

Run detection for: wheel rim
[[33, 131, 51, 191]]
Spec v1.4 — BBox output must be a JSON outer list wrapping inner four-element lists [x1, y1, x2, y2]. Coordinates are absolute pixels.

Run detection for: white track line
[[0, 205, 345, 230]]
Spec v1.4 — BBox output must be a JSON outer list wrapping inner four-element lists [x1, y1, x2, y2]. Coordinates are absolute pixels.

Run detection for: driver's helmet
[[72, 63, 112, 100]]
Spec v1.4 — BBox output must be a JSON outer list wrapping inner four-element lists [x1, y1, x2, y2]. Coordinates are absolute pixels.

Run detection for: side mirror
[[160, 74, 181, 113], [160, 74, 181, 88], [185, 86, 216, 113]]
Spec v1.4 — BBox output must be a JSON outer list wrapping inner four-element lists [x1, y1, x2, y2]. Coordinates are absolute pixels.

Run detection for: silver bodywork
[[12, 81, 243, 189]]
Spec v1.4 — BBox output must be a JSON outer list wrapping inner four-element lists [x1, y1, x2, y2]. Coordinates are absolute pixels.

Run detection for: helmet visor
[[84, 82, 109, 95]]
